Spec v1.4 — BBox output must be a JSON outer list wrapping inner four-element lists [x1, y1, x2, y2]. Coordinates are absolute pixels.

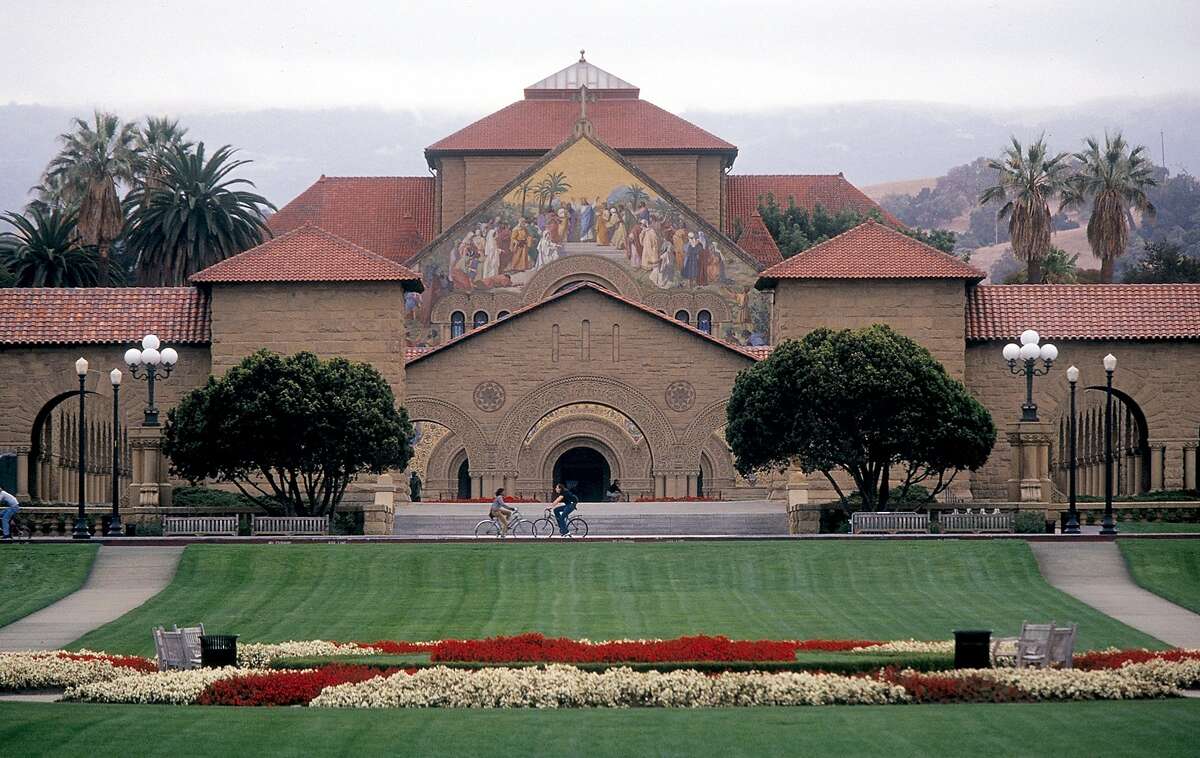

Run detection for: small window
[[675, 310, 690, 325], [450, 311, 465, 338], [473, 311, 489, 329], [497, 310, 510, 319], [697, 309, 712, 335]]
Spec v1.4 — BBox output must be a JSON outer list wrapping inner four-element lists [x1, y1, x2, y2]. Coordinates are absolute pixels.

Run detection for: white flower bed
[[236, 640, 383, 668], [937, 658, 1200, 700], [0, 651, 144, 691], [64, 667, 269, 705], [310, 665, 910, 709], [849, 640, 954, 655]]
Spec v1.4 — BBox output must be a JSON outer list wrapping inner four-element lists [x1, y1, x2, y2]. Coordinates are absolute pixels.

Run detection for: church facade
[[2, 56, 1199, 519]]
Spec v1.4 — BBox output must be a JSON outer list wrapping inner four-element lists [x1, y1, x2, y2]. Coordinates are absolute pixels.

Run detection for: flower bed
[[422, 634, 806, 663], [0, 651, 157, 691], [64, 667, 267, 705], [237, 640, 381, 668], [196, 665, 405, 707], [1074, 648, 1200, 671]]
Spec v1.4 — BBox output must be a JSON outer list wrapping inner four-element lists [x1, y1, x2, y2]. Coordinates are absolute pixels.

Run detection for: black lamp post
[[1101, 353, 1118, 536], [1064, 365, 1080, 535], [73, 357, 90, 540], [1003, 330, 1058, 422], [124, 335, 178, 427], [108, 368, 123, 537]]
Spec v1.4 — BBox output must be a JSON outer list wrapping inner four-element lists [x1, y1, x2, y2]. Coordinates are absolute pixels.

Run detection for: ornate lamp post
[[73, 358, 90, 540], [123, 335, 179, 427], [108, 369, 123, 537], [1101, 353, 1118, 536], [1064, 365, 1080, 535], [1002, 329, 1058, 421]]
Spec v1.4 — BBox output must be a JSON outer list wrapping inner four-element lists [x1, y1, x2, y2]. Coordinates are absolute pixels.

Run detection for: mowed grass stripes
[[71, 541, 1162, 655]]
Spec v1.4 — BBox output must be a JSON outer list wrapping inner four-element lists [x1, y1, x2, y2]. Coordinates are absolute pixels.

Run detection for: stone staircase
[[561, 241, 626, 261]]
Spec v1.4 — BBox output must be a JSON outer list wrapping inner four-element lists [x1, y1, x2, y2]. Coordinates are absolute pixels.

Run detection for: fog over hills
[[1, 95, 1197, 216]]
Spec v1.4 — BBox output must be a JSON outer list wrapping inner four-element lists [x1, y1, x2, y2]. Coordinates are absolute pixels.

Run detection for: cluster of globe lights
[[123, 334, 178, 370], [1002, 329, 1058, 365]]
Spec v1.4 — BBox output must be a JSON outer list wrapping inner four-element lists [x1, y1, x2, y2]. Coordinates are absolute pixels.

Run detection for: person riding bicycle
[[0, 487, 20, 541], [549, 483, 579, 537], [489, 488, 515, 535]]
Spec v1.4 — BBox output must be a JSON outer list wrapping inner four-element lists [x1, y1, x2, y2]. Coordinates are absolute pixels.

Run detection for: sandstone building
[[2, 56, 1198, 516]]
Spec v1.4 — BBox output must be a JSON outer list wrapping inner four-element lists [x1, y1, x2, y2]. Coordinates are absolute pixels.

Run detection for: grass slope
[[1119, 539, 1200, 614], [73, 541, 1159, 654], [0, 701, 1198, 757], [1116, 522, 1200, 533], [0, 545, 97, 628]]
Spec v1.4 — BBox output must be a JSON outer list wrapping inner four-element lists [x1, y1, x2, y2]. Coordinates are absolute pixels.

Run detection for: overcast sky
[[3, 0, 1197, 113]]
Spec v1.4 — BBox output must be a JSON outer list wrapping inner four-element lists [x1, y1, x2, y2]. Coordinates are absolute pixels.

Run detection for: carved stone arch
[[521, 256, 644, 304], [518, 415, 652, 485], [540, 436, 621, 483], [430, 292, 473, 324], [404, 396, 492, 468], [679, 399, 731, 464], [691, 293, 733, 324], [494, 376, 676, 471]]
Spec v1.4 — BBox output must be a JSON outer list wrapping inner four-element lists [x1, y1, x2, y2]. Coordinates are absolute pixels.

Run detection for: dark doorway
[[456, 459, 472, 499], [553, 447, 610, 502]]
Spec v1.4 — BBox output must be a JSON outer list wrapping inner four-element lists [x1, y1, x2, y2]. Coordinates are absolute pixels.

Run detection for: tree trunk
[[1027, 258, 1043, 284], [97, 242, 110, 287], [1100, 257, 1115, 284]]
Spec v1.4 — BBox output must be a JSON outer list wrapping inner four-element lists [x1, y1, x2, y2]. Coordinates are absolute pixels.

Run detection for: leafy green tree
[[1062, 132, 1157, 283], [1134, 171, 1199, 259], [133, 116, 192, 196], [164, 350, 414, 516], [42, 111, 139, 286], [725, 325, 995, 511], [0, 207, 99, 287], [125, 142, 274, 285], [0, 259, 15, 288], [902, 227, 959, 255], [1122, 239, 1200, 283], [1000, 246, 1079, 284], [756, 196, 880, 258], [979, 136, 1071, 284]]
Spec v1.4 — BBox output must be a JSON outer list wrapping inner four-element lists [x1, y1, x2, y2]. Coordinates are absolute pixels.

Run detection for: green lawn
[[1116, 522, 1200, 533], [0, 545, 96, 628], [72, 541, 1161, 654], [0, 700, 1197, 757], [1120, 539, 1200, 614]]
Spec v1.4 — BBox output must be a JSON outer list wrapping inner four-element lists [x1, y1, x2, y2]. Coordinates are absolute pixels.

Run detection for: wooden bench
[[850, 511, 930, 534], [163, 516, 239, 536], [251, 515, 330, 535], [940, 511, 1016, 533]]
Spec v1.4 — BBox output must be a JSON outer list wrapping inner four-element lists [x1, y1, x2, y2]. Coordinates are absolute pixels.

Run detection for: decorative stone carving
[[521, 255, 644, 305], [404, 396, 492, 469], [473, 381, 506, 412], [664, 381, 696, 412]]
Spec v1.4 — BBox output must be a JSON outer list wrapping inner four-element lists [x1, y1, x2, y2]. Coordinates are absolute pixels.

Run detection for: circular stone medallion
[[473, 381, 506, 412], [664, 381, 696, 412]]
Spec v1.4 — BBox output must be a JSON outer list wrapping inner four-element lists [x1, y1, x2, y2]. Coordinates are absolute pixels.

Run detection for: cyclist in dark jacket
[[549, 483, 579, 537]]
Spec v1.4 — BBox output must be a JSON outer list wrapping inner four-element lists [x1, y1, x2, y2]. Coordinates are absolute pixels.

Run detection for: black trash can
[[199, 634, 239, 668], [953, 629, 991, 669]]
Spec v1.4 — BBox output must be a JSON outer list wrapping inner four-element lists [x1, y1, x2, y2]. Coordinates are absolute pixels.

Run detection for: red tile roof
[[0, 287, 210, 346], [967, 284, 1200, 341], [267, 176, 435, 263], [407, 282, 758, 366], [735, 212, 784, 266], [725, 174, 902, 238], [756, 221, 984, 284], [191, 224, 422, 286], [426, 99, 736, 154]]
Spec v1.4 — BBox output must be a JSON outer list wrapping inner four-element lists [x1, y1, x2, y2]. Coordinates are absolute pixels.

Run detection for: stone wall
[[207, 282, 409, 399], [770, 279, 969, 379]]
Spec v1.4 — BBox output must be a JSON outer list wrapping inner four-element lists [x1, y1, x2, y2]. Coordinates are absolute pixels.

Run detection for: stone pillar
[[1006, 422, 1053, 504], [470, 474, 482, 499], [654, 474, 666, 499], [785, 468, 816, 534], [363, 473, 396, 536], [685, 473, 698, 498], [14, 447, 30, 500], [1150, 446, 1165, 491], [1185, 446, 1198, 492], [127, 426, 174, 507]]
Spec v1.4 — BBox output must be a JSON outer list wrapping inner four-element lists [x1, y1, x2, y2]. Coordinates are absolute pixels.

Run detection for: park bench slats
[[940, 511, 1016, 533], [251, 515, 330, 535], [163, 516, 239, 536], [850, 512, 930, 534]]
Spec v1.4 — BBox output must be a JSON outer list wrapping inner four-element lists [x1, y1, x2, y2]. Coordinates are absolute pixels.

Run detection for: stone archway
[[517, 411, 652, 498], [551, 444, 612, 502], [521, 256, 643, 305], [405, 396, 491, 469]]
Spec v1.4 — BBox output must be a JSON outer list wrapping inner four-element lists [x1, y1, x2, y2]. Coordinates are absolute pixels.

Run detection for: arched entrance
[[456, 459, 472, 499], [553, 447, 610, 502]]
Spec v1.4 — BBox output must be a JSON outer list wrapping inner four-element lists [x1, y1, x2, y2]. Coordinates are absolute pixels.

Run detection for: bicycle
[[2, 511, 33, 543], [474, 507, 535, 538], [533, 506, 588, 538]]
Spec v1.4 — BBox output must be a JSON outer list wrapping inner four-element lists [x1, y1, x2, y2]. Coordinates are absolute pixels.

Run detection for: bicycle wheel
[[509, 519, 535, 538], [474, 520, 500, 538], [567, 517, 588, 538], [532, 517, 557, 538]]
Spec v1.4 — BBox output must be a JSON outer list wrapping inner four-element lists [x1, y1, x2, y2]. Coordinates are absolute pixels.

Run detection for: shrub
[[1014, 511, 1047, 533], [171, 485, 259, 511]]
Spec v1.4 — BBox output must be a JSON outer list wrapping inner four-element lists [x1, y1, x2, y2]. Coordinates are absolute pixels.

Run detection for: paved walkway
[[0, 546, 183, 652], [1029, 542, 1200, 648]]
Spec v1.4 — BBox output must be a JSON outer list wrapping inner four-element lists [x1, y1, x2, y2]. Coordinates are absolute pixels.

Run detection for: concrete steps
[[394, 504, 788, 537]]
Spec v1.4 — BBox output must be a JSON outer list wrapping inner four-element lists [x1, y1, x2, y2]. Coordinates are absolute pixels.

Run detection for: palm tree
[[516, 180, 535, 217], [624, 184, 649, 208], [1061, 132, 1157, 283], [979, 136, 1070, 284], [42, 111, 139, 286], [540, 171, 571, 210], [0, 208, 99, 287], [125, 142, 275, 285], [134, 116, 192, 196]]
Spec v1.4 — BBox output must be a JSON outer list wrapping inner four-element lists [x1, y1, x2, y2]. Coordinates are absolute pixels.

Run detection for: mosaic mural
[[404, 138, 771, 349]]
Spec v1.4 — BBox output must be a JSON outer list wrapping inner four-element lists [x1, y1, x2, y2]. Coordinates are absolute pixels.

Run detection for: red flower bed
[[427, 634, 801, 663], [1074, 649, 1200, 671], [794, 640, 882, 652], [196, 665, 403, 707], [432, 497, 540, 504], [57, 652, 158, 673], [634, 496, 715, 502], [878, 669, 1030, 704]]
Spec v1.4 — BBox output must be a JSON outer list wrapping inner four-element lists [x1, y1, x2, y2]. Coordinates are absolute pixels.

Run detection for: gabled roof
[[191, 224, 423, 288], [0, 287, 210, 346], [725, 174, 902, 237], [735, 212, 784, 266], [406, 282, 758, 366], [755, 221, 984, 286], [412, 133, 765, 273], [425, 99, 736, 156], [967, 284, 1200, 341], [266, 176, 435, 263], [524, 54, 639, 98]]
